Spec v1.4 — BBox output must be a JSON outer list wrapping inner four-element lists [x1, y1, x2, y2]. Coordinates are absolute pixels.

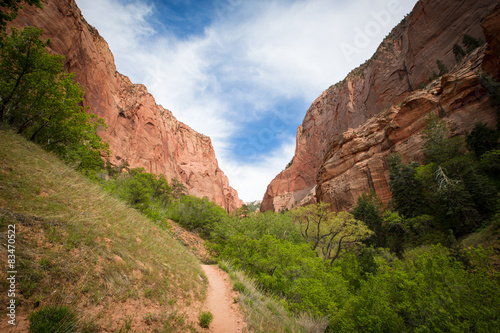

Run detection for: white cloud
[[219, 137, 297, 202], [75, 0, 417, 201]]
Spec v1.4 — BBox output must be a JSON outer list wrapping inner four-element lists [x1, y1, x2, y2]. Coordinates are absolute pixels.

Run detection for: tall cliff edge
[[262, 0, 499, 212], [10, 0, 243, 211]]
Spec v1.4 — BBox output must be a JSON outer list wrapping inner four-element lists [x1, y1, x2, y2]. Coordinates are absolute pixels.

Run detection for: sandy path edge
[[201, 265, 247, 333]]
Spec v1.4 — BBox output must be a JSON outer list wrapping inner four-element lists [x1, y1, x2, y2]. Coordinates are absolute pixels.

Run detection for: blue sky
[[75, 0, 418, 202]]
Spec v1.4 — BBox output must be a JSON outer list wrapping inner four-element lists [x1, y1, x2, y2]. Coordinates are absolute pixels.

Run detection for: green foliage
[[480, 149, 500, 176], [0, 27, 108, 171], [462, 34, 484, 53], [466, 122, 499, 158], [351, 191, 385, 247], [169, 195, 227, 236], [230, 211, 302, 242], [383, 211, 443, 254], [453, 43, 466, 62], [422, 113, 465, 165], [436, 59, 448, 76], [291, 202, 373, 265], [386, 114, 499, 240], [245, 200, 262, 212], [388, 154, 427, 218], [29, 305, 77, 333], [170, 177, 187, 199], [198, 311, 213, 328], [434, 167, 480, 236], [330, 245, 500, 332], [96, 168, 174, 223], [0, 0, 42, 31], [208, 198, 500, 330]]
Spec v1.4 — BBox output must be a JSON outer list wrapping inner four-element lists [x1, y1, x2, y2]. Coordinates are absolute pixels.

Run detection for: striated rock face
[[11, 0, 242, 211], [262, 0, 499, 212], [318, 50, 496, 211]]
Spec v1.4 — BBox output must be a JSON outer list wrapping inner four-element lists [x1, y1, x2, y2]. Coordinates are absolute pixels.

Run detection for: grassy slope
[[0, 129, 206, 332]]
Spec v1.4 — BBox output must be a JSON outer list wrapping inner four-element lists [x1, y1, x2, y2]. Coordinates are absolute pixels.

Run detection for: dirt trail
[[201, 265, 247, 333]]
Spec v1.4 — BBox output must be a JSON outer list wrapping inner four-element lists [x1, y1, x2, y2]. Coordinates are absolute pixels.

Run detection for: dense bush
[[388, 154, 427, 218], [98, 168, 173, 221], [330, 246, 500, 332], [466, 122, 499, 158], [168, 195, 227, 236], [351, 191, 386, 247]]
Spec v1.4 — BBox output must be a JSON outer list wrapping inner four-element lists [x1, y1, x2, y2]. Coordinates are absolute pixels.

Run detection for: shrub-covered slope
[[0, 128, 206, 332]]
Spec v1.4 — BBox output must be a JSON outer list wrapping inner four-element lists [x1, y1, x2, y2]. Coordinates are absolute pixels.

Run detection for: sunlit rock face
[[11, 0, 243, 212], [261, 0, 499, 212]]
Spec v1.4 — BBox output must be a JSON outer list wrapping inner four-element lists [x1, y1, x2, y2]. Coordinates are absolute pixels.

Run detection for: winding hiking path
[[201, 265, 247, 333]]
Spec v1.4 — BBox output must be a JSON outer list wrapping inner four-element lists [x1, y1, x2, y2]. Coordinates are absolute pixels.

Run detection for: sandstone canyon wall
[[261, 0, 499, 212], [10, 0, 243, 211]]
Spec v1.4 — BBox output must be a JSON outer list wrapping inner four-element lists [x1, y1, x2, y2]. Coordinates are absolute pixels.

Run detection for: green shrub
[[351, 191, 386, 247], [453, 43, 466, 61], [466, 122, 499, 158], [29, 305, 77, 333], [198, 311, 213, 328], [463, 34, 484, 53], [169, 195, 227, 237], [233, 281, 246, 293], [437, 59, 448, 76], [330, 245, 500, 332]]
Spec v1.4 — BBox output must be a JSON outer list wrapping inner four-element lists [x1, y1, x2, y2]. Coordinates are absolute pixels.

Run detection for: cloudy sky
[[75, 0, 417, 202]]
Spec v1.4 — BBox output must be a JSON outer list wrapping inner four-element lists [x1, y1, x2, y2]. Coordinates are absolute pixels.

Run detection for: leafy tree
[[447, 156, 498, 216], [388, 154, 427, 218], [0, 0, 42, 32], [231, 204, 249, 217], [434, 166, 479, 235], [421, 113, 465, 165], [462, 34, 483, 53], [118, 170, 171, 208], [170, 177, 187, 199], [351, 191, 386, 247], [291, 202, 372, 265], [0, 27, 108, 170], [170, 195, 227, 236], [466, 121, 499, 158], [437, 59, 448, 76], [453, 43, 466, 62], [480, 149, 500, 176]]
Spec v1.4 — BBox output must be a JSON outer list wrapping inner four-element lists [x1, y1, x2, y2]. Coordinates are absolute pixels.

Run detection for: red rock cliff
[[261, 0, 499, 212], [10, 0, 243, 211]]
